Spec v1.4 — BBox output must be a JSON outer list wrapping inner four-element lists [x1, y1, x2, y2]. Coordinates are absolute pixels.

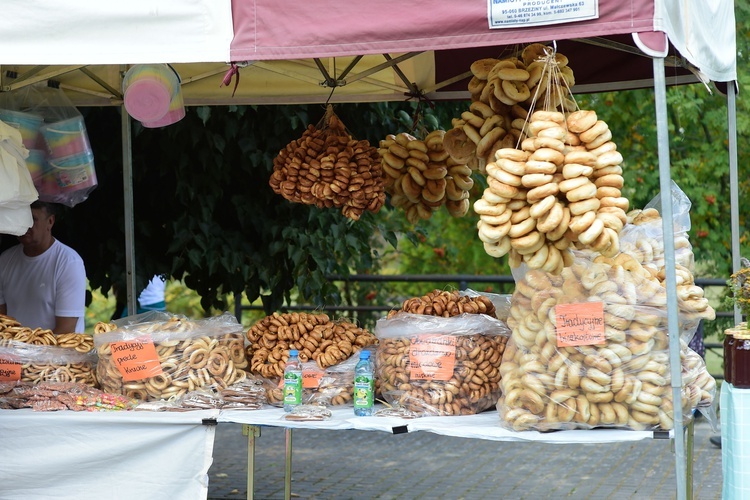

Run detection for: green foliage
[[575, 81, 747, 280], [63, 104, 422, 318]]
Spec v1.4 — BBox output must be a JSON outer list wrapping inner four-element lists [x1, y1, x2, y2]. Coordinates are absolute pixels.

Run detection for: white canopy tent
[[0, 2, 739, 497]]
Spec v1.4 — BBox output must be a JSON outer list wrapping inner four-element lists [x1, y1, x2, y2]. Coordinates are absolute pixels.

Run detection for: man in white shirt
[[0, 201, 86, 333]]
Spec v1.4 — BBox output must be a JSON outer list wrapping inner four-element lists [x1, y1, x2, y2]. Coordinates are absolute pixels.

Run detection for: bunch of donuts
[[475, 108, 629, 273], [376, 290, 508, 415], [442, 43, 576, 171], [498, 251, 716, 432], [94, 318, 249, 402], [379, 130, 473, 223], [269, 105, 386, 221], [246, 312, 378, 379]]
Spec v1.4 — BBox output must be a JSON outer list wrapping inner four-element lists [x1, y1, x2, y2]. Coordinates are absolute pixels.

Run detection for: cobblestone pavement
[[207, 416, 722, 499]]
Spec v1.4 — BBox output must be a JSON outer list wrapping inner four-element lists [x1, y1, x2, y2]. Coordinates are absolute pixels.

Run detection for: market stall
[[0, 2, 740, 500]]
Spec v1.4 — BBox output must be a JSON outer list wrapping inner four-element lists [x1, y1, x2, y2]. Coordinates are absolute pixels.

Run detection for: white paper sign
[[488, 0, 599, 28]]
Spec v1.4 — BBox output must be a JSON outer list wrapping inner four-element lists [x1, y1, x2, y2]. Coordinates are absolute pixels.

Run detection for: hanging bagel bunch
[[379, 130, 473, 224], [270, 105, 386, 221], [442, 43, 576, 174], [472, 44, 630, 273]]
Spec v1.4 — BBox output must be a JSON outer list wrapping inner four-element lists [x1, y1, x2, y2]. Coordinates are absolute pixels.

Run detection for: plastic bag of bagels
[[375, 311, 510, 416], [616, 182, 714, 338], [498, 250, 716, 432], [0, 339, 98, 387], [93, 312, 249, 402]]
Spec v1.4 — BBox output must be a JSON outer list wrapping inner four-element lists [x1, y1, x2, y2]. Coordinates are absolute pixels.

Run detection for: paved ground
[[207, 415, 722, 499]]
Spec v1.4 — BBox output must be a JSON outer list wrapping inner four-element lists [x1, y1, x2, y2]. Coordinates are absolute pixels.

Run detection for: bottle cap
[[360, 350, 370, 359], [289, 349, 299, 356]]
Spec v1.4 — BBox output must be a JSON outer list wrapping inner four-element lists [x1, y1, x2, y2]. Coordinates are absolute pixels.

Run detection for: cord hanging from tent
[[403, 86, 434, 136], [221, 61, 253, 98], [323, 84, 337, 108]]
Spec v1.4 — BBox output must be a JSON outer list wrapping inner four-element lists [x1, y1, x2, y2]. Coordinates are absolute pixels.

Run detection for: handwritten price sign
[[409, 335, 456, 381], [110, 336, 163, 382], [555, 302, 605, 347]]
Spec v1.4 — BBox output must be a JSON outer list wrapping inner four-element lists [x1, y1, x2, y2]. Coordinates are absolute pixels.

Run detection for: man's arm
[[54, 316, 79, 335], [0, 304, 6, 316]]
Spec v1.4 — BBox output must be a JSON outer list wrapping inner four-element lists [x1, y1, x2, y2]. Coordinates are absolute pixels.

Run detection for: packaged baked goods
[[375, 310, 510, 416], [0, 340, 97, 386], [0, 381, 136, 411], [246, 312, 378, 378], [94, 312, 249, 402], [497, 246, 716, 432]]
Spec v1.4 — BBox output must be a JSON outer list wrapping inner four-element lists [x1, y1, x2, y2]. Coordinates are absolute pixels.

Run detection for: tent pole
[[728, 83, 742, 317], [652, 57, 687, 499], [121, 105, 136, 315]]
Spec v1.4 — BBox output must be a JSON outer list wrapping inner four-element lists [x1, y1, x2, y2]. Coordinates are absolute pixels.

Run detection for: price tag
[[0, 357, 21, 382], [303, 368, 324, 389], [409, 335, 456, 381], [110, 336, 163, 382], [555, 302, 605, 347]]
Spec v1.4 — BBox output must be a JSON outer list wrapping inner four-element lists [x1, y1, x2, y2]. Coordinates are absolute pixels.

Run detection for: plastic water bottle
[[283, 349, 303, 412], [353, 350, 374, 416]]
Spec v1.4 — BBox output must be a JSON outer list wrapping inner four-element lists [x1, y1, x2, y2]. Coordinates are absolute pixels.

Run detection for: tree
[[58, 103, 418, 317]]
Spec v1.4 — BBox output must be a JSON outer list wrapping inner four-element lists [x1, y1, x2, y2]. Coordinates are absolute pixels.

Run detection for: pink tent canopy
[[229, 0, 736, 99], [230, 0, 657, 60]]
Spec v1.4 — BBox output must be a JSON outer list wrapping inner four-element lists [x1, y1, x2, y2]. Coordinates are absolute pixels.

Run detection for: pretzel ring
[[207, 351, 229, 376], [579, 120, 609, 143], [147, 373, 172, 392], [188, 348, 209, 370], [496, 148, 529, 163], [501, 80, 530, 102], [124, 382, 149, 401]]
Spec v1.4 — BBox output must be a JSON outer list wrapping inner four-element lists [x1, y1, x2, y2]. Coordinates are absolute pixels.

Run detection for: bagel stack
[[270, 108, 386, 221], [446, 44, 576, 172], [380, 131, 472, 223], [474, 108, 632, 271], [497, 255, 715, 432]]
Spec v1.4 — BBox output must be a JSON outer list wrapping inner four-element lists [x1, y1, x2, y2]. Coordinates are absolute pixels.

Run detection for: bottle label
[[353, 375, 374, 409], [283, 372, 302, 405]]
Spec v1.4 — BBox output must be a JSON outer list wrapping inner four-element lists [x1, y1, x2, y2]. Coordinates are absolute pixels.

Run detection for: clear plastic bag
[[498, 251, 717, 432], [0, 84, 97, 207], [93, 313, 249, 401], [375, 311, 510, 416], [0, 339, 97, 386]]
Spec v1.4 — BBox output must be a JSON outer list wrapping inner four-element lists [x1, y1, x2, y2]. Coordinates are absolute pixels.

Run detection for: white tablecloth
[[721, 383, 750, 500], [219, 405, 666, 444], [0, 409, 219, 500]]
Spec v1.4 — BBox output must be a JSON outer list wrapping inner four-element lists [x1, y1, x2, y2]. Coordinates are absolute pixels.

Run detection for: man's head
[[18, 201, 59, 256]]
